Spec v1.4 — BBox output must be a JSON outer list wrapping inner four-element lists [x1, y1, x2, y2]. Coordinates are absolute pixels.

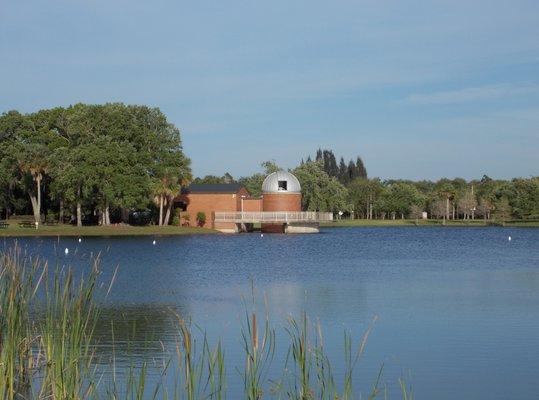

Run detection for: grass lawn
[[0, 220, 217, 237], [321, 219, 539, 228]]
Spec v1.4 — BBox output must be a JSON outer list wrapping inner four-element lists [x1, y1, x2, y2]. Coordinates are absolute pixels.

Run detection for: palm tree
[[17, 143, 49, 223], [437, 183, 455, 224], [153, 167, 192, 226]]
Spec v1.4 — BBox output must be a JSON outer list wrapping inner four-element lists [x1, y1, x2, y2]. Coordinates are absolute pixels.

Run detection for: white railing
[[214, 211, 334, 223]]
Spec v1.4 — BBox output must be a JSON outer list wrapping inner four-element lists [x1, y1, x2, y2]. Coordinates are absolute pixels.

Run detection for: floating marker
[[64, 248, 69, 255], [78, 238, 82, 243], [152, 240, 156, 245], [260, 234, 264, 238], [508, 236, 512, 242]]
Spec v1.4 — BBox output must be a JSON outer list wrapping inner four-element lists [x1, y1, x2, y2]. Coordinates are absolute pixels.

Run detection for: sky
[[1, 0, 538, 180]]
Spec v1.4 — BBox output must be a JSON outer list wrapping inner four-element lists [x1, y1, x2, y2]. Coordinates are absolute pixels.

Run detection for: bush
[[182, 213, 191, 226], [172, 208, 182, 226], [196, 212, 206, 227]]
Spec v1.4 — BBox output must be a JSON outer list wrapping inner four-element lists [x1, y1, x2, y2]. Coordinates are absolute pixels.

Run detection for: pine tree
[[338, 157, 348, 184], [347, 160, 357, 181], [356, 156, 367, 179]]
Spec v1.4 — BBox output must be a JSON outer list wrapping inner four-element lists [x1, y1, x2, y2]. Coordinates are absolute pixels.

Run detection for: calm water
[[3, 227, 539, 399]]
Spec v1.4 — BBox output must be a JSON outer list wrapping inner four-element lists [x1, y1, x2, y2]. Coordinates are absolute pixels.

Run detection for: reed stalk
[[0, 246, 410, 400], [240, 309, 275, 400]]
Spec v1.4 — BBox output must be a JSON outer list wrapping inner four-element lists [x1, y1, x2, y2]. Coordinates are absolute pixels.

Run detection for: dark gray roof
[[182, 183, 246, 194]]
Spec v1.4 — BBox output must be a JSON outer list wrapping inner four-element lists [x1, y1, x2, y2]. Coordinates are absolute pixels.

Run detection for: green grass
[[322, 219, 539, 228], [0, 219, 217, 237]]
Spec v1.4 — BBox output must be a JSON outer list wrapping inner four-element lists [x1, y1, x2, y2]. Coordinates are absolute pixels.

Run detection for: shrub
[[172, 208, 182, 226], [182, 213, 191, 226], [196, 212, 206, 227]]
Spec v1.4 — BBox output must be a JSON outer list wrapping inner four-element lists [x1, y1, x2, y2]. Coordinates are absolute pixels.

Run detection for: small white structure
[[422, 211, 428, 220]]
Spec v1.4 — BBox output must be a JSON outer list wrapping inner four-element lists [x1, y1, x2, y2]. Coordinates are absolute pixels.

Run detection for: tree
[[238, 161, 281, 198], [292, 160, 350, 213], [457, 190, 477, 220], [348, 178, 383, 219], [509, 178, 539, 219], [14, 141, 51, 223], [476, 198, 493, 221], [409, 204, 423, 221], [493, 197, 512, 222], [436, 181, 456, 222], [430, 199, 446, 220], [261, 160, 280, 175], [356, 157, 367, 179], [338, 157, 348, 184], [153, 151, 191, 226], [222, 172, 235, 184], [379, 182, 424, 219]]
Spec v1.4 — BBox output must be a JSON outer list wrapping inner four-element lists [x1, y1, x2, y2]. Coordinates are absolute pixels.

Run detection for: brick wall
[[242, 198, 263, 212], [178, 192, 240, 228], [262, 193, 302, 212]]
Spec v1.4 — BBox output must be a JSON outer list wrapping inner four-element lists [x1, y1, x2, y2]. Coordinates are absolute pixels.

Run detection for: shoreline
[[321, 219, 539, 228], [0, 224, 217, 237], [1, 219, 537, 237]]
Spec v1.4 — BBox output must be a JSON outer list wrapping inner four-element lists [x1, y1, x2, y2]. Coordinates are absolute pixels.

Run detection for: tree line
[[195, 150, 539, 222], [0, 104, 191, 225], [2, 104, 537, 226]]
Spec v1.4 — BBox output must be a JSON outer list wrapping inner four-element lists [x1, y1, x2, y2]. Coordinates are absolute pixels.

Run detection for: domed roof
[[262, 170, 301, 194]]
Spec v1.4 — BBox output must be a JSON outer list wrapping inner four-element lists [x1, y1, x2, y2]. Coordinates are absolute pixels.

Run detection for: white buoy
[[260, 233, 264, 238], [508, 236, 512, 242], [152, 240, 156, 245], [78, 238, 82, 243], [64, 248, 69, 255]]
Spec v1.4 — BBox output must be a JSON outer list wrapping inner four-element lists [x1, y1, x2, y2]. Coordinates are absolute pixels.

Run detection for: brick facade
[[176, 186, 251, 229], [261, 192, 302, 233], [176, 183, 303, 233], [262, 193, 302, 212]]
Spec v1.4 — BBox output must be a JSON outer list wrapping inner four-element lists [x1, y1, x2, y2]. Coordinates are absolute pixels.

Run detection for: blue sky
[[1, 0, 538, 180]]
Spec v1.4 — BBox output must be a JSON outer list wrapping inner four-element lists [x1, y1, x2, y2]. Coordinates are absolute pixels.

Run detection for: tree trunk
[[452, 204, 455, 220], [77, 202, 82, 227], [445, 197, 450, 221], [105, 203, 110, 225], [59, 199, 64, 223], [163, 197, 173, 226], [29, 194, 39, 223], [159, 195, 164, 226], [36, 175, 42, 222]]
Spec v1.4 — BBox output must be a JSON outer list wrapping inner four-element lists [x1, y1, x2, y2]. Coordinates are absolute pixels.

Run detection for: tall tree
[[292, 160, 350, 213], [356, 156, 367, 179]]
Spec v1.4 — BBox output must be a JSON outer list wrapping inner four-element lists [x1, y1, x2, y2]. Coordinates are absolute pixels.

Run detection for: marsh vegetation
[[0, 246, 411, 399]]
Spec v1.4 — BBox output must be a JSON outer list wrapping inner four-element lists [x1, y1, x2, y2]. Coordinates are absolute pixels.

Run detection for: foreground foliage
[[0, 248, 412, 399]]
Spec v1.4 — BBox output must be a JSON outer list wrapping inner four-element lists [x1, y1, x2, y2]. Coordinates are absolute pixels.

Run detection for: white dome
[[262, 171, 301, 193]]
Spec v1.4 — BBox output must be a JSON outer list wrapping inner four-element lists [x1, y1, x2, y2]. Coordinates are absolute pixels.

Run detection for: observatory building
[[176, 170, 332, 233]]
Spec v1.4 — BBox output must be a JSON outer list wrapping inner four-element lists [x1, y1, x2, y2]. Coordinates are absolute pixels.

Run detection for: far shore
[[1, 218, 537, 237], [322, 219, 539, 228], [0, 222, 216, 237]]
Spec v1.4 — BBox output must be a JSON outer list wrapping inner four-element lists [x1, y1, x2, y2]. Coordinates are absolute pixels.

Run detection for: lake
[[3, 226, 539, 399]]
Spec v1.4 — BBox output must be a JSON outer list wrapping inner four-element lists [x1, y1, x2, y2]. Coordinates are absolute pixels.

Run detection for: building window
[[278, 180, 287, 191]]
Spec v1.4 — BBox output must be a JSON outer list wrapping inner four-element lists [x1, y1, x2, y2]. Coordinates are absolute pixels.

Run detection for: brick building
[[175, 171, 331, 233], [175, 183, 262, 232]]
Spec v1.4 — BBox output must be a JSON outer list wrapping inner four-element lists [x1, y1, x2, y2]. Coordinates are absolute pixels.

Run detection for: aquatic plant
[[0, 246, 410, 399]]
